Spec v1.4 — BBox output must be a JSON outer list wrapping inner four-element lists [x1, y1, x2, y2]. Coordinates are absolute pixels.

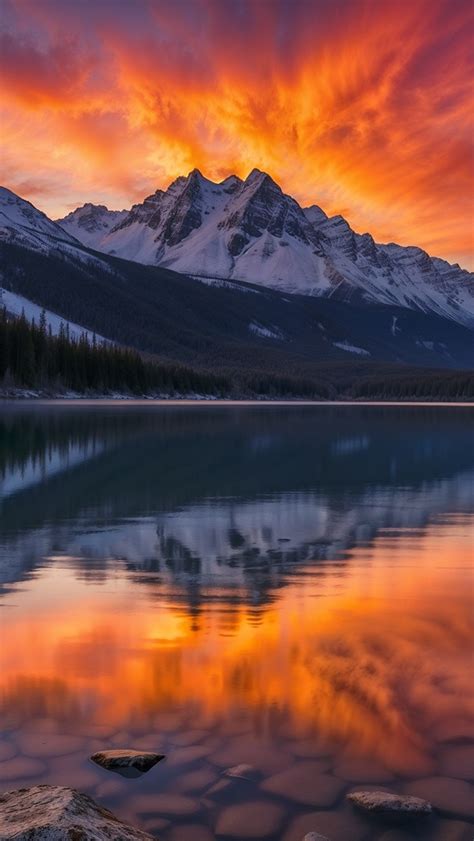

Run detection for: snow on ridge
[[2, 175, 473, 331], [0, 288, 109, 343], [189, 274, 263, 294], [249, 322, 285, 340], [333, 340, 370, 356]]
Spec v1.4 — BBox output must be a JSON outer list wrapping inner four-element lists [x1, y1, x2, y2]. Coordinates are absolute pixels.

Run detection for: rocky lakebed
[[0, 726, 473, 840]]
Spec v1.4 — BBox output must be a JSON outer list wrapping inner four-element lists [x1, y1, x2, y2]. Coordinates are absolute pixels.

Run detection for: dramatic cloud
[[0, 0, 473, 267]]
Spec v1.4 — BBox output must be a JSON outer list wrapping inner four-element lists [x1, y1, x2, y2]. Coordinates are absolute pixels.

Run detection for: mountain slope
[[56, 203, 128, 248], [1, 186, 473, 373], [55, 170, 474, 328], [0, 186, 80, 251], [1, 239, 473, 374]]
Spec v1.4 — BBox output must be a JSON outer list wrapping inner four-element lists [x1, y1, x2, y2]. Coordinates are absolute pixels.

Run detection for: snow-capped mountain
[[0, 186, 116, 273], [2, 183, 474, 370], [55, 169, 474, 328], [56, 203, 127, 249], [0, 186, 80, 252]]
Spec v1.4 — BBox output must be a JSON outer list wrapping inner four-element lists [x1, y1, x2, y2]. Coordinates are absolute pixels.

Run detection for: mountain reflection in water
[[0, 403, 473, 841]]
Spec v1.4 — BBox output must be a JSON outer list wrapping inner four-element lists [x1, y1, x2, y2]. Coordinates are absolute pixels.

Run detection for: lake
[[0, 402, 473, 841]]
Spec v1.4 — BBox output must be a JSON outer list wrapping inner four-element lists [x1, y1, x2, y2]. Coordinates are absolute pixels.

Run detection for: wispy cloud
[[1, 0, 472, 266]]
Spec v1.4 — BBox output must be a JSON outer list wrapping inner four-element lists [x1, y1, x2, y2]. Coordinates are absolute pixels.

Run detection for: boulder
[[0, 785, 155, 840], [90, 749, 164, 777], [347, 790, 432, 816]]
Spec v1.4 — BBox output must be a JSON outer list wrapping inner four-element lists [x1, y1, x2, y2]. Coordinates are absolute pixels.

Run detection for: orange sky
[[0, 0, 473, 268]]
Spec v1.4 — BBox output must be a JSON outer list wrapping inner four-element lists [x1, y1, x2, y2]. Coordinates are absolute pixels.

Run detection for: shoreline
[[0, 393, 473, 407]]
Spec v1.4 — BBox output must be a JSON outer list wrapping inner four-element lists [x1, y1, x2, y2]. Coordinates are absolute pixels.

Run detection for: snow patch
[[249, 322, 285, 340], [0, 288, 109, 343], [333, 340, 370, 356]]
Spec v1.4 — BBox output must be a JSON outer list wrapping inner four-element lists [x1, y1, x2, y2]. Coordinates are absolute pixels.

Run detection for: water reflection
[[0, 404, 473, 840]]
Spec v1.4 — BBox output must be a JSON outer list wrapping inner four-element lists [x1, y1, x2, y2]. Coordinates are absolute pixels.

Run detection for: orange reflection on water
[[1, 519, 473, 777]]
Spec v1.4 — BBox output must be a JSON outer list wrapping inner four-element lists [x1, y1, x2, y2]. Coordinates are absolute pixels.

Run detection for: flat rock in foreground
[[347, 790, 432, 816], [0, 785, 155, 840], [91, 749, 165, 775]]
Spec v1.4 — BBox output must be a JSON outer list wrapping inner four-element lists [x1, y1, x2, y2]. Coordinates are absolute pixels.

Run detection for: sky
[[0, 0, 473, 269]]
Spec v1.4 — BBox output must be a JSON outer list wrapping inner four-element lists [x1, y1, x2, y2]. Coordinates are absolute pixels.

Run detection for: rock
[[0, 741, 17, 762], [130, 793, 201, 817], [282, 809, 367, 841], [438, 744, 474, 780], [153, 711, 187, 732], [433, 717, 474, 744], [286, 740, 332, 759], [430, 819, 474, 841], [224, 763, 259, 780], [0, 756, 46, 782], [208, 735, 291, 774], [0, 785, 155, 840], [302, 834, 330, 841], [261, 764, 345, 807], [170, 729, 208, 746], [18, 733, 85, 759], [166, 826, 214, 841], [90, 749, 164, 777], [215, 800, 285, 838], [166, 744, 212, 767], [404, 776, 474, 820], [347, 790, 432, 816], [333, 757, 394, 783], [173, 767, 218, 793]]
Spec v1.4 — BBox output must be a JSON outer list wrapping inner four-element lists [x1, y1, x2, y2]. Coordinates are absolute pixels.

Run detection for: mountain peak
[[245, 168, 278, 189], [38, 170, 474, 330], [187, 167, 205, 180]]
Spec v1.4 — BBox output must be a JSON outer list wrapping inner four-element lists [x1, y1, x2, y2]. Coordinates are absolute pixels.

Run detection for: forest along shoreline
[[1, 309, 473, 402]]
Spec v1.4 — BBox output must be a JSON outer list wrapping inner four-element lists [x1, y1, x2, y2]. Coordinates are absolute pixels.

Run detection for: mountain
[[1, 187, 474, 376], [55, 169, 474, 329], [56, 203, 127, 248], [0, 186, 80, 251]]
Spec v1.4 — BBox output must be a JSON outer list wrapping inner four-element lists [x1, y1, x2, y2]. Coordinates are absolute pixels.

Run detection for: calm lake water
[[0, 402, 473, 841]]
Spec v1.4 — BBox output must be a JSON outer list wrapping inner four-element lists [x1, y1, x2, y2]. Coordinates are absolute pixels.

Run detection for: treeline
[[1, 310, 472, 400], [351, 371, 474, 400], [0, 310, 331, 398], [0, 310, 230, 396]]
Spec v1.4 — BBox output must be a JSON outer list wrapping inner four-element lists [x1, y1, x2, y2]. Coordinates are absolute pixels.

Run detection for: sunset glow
[[0, 0, 473, 268], [1, 525, 473, 777]]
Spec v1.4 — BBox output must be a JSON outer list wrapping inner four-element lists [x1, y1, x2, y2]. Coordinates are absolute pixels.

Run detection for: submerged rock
[[347, 790, 432, 816], [90, 748, 165, 777], [261, 764, 344, 807], [0, 785, 155, 840], [224, 763, 259, 780], [215, 800, 285, 838], [303, 834, 330, 841], [404, 777, 474, 820]]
